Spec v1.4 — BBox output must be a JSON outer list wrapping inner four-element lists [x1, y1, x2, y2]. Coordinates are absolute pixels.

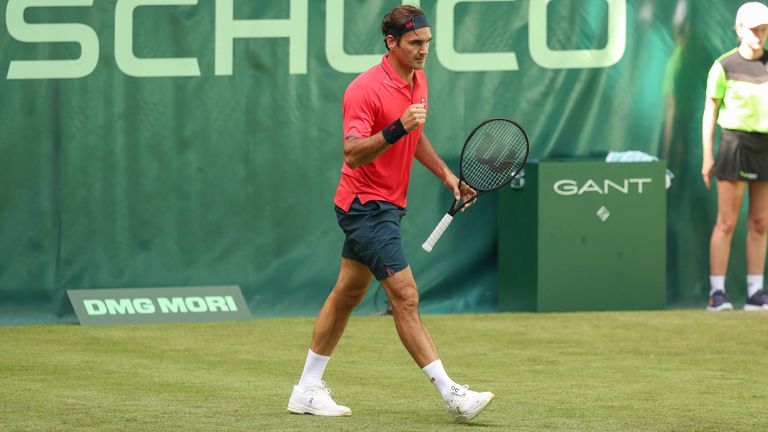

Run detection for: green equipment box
[[498, 160, 666, 312]]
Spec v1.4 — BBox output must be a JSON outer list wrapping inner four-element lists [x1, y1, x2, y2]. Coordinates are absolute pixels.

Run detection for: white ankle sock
[[709, 275, 725, 295], [747, 274, 763, 297], [422, 359, 460, 402], [297, 349, 330, 390]]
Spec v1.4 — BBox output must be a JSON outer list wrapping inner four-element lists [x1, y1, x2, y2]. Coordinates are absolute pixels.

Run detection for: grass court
[[2, 311, 767, 431]]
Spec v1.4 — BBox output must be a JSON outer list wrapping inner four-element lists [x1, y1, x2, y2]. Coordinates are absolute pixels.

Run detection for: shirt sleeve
[[705, 60, 726, 99], [342, 82, 378, 139]]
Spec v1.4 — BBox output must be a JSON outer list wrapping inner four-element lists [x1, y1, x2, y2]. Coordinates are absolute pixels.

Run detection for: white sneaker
[[445, 385, 495, 423], [287, 381, 351, 416]]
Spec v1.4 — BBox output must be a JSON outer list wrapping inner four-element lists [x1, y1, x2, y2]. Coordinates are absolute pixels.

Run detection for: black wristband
[[381, 119, 408, 144]]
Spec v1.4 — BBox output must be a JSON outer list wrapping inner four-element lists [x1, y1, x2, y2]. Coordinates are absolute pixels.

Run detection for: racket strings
[[461, 120, 528, 191]]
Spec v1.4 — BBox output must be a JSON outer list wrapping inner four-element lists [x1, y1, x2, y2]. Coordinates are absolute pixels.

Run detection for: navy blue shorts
[[335, 197, 408, 280]]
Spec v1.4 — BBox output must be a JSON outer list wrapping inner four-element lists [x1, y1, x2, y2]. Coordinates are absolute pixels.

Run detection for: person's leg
[[288, 258, 373, 416], [379, 266, 437, 367], [744, 183, 768, 310], [310, 258, 374, 356], [380, 267, 494, 423], [710, 180, 746, 276], [746, 182, 768, 276], [296, 258, 373, 389], [707, 180, 745, 311], [710, 180, 746, 281]]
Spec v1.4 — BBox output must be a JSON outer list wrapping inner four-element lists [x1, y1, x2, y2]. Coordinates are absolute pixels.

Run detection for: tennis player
[[286, 5, 494, 423], [703, 2, 768, 311]]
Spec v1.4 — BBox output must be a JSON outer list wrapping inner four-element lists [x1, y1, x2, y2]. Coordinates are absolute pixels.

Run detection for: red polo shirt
[[334, 55, 428, 211]]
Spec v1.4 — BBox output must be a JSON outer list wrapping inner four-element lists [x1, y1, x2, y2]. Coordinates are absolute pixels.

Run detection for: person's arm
[[344, 104, 426, 169], [342, 134, 389, 170], [701, 97, 721, 189], [415, 133, 475, 207]]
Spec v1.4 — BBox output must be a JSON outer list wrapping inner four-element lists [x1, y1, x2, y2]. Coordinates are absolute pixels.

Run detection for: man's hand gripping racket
[[422, 118, 529, 252]]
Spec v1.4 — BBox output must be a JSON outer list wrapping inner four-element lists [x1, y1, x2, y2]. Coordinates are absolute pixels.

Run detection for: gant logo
[[553, 178, 652, 196]]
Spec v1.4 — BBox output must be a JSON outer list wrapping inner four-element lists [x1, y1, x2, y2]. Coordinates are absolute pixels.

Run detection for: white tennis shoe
[[287, 381, 351, 417], [445, 385, 495, 423]]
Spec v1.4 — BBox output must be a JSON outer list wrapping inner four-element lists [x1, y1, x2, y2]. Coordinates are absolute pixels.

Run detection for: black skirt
[[711, 129, 768, 182]]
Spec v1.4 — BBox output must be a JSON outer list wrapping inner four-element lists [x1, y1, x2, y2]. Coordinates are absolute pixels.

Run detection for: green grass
[[1, 311, 767, 431]]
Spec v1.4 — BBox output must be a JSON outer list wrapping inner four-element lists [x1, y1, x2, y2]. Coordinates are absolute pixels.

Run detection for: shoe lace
[[319, 380, 333, 395]]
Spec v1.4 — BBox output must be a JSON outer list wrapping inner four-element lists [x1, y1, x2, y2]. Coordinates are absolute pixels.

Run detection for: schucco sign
[[67, 286, 252, 325], [4, 0, 627, 79]]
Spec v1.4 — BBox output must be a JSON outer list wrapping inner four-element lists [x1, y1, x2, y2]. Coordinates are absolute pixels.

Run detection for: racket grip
[[422, 213, 454, 253]]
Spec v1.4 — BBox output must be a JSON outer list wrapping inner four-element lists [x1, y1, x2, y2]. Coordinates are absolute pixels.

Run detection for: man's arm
[[344, 104, 427, 169], [415, 133, 475, 205], [343, 134, 390, 170]]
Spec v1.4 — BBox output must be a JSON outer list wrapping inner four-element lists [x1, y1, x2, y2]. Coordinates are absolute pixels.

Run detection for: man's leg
[[380, 267, 494, 423], [287, 258, 373, 416], [379, 266, 437, 367], [311, 258, 374, 355]]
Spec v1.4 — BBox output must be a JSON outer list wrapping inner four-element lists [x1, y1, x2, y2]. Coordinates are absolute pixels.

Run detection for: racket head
[[459, 118, 529, 192]]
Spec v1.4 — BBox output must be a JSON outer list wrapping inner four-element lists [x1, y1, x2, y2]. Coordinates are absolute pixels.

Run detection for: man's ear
[[386, 35, 397, 51]]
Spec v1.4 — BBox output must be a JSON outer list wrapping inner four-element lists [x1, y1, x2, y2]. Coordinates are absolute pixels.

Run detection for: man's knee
[[387, 284, 420, 312], [328, 280, 368, 310], [335, 287, 367, 309], [330, 258, 374, 310]]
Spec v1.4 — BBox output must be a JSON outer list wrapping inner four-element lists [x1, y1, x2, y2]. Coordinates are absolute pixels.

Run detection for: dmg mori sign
[[67, 285, 252, 325]]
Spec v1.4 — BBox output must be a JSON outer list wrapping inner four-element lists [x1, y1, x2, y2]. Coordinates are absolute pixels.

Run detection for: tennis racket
[[422, 118, 529, 253]]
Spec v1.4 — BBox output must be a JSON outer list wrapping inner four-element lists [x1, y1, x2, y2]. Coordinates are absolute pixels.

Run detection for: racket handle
[[422, 213, 454, 253]]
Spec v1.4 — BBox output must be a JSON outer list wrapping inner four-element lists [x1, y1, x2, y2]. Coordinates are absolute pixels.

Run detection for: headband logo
[[387, 15, 430, 37]]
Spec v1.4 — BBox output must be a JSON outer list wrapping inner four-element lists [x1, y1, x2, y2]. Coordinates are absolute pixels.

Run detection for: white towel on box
[[605, 151, 673, 189]]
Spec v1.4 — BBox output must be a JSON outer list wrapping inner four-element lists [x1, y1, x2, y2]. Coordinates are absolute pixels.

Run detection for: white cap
[[736, 2, 768, 29]]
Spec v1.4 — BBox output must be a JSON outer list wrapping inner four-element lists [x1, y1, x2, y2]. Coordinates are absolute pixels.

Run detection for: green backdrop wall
[[0, 0, 753, 323]]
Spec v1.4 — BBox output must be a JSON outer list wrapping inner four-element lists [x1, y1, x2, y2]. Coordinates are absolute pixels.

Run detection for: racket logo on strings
[[475, 133, 518, 174]]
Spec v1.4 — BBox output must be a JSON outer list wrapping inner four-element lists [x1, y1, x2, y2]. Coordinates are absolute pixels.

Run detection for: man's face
[[389, 27, 432, 70]]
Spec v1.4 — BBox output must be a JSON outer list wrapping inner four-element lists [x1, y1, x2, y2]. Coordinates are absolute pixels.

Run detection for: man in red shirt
[[287, 5, 494, 424]]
